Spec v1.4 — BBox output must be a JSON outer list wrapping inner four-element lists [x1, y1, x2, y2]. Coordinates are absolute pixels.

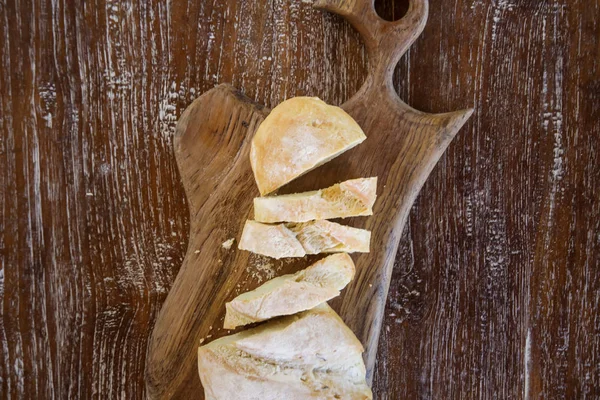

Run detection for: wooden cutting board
[[146, 0, 472, 398]]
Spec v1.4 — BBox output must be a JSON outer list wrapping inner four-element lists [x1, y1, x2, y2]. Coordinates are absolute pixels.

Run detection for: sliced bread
[[254, 177, 377, 223], [238, 219, 370, 259], [250, 97, 366, 195], [224, 253, 355, 329], [198, 303, 372, 400]]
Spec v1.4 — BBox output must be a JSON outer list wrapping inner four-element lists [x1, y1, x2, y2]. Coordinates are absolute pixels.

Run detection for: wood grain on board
[[146, 0, 474, 386], [1, 0, 598, 399]]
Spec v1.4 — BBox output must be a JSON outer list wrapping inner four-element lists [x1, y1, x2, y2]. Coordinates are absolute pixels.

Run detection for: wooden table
[[1, 0, 598, 398]]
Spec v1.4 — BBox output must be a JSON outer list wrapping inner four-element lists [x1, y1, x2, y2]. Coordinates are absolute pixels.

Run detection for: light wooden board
[[145, 1, 472, 397]]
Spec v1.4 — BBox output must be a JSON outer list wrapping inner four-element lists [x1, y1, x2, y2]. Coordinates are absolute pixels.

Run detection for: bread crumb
[[222, 238, 235, 249], [369, 284, 372, 287], [256, 263, 275, 280], [247, 254, 277, 283], [194, 250, 200, 254], [282, 257, 296, 265], [199, 338, 205, 344], [247, 262, 275, 283]]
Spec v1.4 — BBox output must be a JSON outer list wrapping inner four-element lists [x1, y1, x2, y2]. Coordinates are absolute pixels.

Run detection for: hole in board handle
[[374, 0, 410, 22]]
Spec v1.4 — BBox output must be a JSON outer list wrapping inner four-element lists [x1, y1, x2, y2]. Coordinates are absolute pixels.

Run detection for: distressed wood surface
[[1, 0, 598, 399]]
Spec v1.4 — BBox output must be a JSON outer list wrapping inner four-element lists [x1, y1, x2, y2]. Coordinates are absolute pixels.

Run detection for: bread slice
[[238, 219, 370, 259], [224, 253, 355, 329], [288, 220, 370, 254], [250, 97, 366, 195], [254, 177, 377, 223], [198, 304, 373, 400], [238, 220, 305, 259]]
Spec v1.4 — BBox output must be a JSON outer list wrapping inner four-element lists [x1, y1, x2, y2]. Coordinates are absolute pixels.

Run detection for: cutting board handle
[[315, 0, 427, 93]]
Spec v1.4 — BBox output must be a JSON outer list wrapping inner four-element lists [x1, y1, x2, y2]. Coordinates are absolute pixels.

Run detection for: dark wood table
[[1, 0, 598, 398]]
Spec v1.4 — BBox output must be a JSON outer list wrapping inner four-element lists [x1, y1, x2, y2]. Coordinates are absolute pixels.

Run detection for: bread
[[254, 177, 377, 223], [224, 253, 355, 329], [238, 220, 305, 259], [287, 220, 370, 254], [238, 219, 371, 259], [198, 303, 373, 400], [250, 97, 366, 195]]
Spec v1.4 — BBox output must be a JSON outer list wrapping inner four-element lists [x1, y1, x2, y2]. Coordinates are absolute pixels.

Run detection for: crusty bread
[[250, 97, 366, 195], [238, 219, 370, 259], [254, 177, 377, 223], [198, 303, 373, 400], [288, 220, 370, 254], [238, 220, 305, 259], [224, 253, 355, 329]]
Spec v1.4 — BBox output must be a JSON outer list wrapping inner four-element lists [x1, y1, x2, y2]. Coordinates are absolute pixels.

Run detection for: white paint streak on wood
[[524, 329, 532, 399]]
